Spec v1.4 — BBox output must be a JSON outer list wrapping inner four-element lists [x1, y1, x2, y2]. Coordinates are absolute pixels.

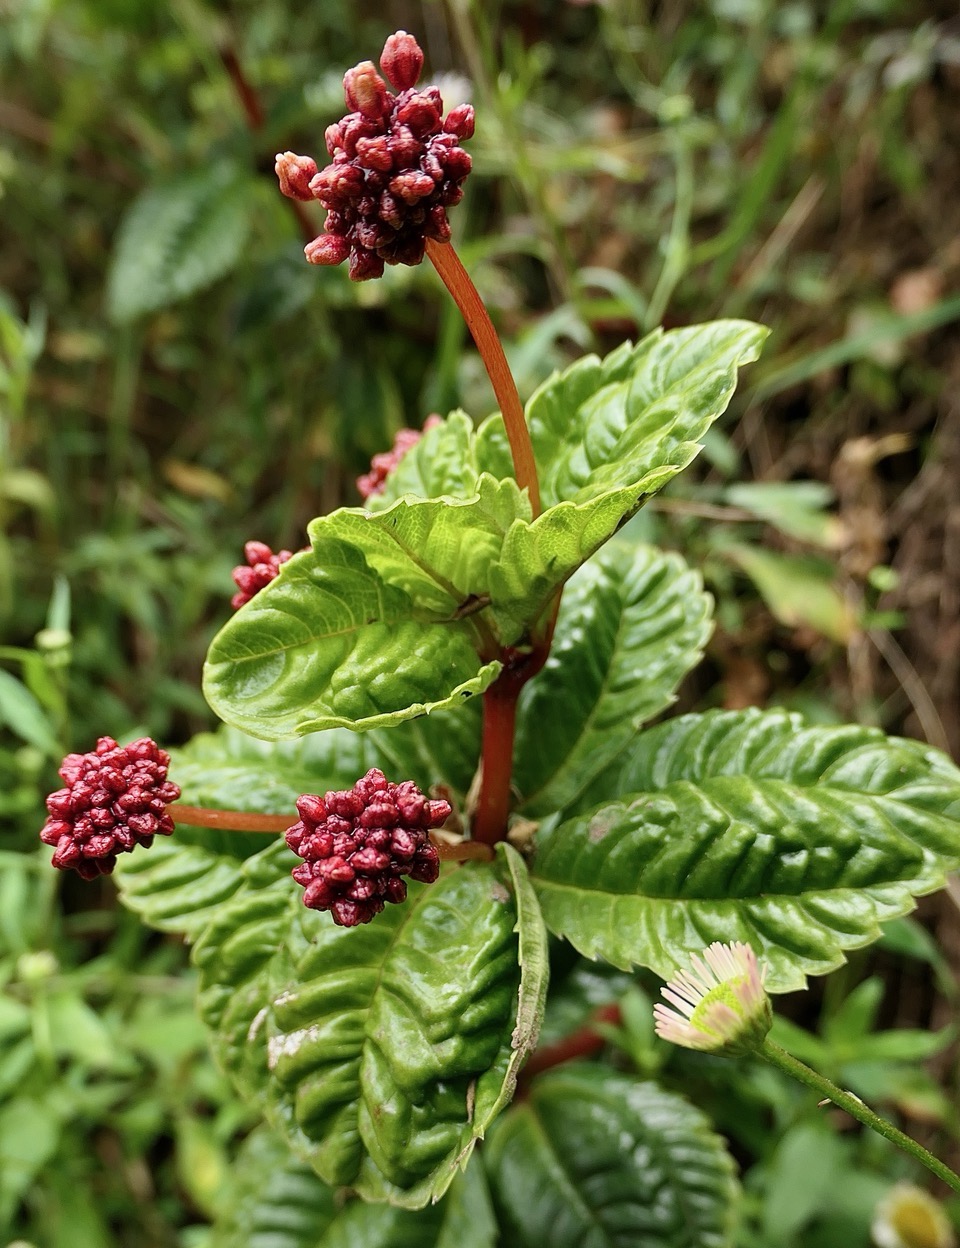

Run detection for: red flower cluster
[[276, 30, 474, 281], [231, 540, 296, 609], [40, 737, 180, 879], [285, 768, 449, 926], [357, 414, 442, 499]]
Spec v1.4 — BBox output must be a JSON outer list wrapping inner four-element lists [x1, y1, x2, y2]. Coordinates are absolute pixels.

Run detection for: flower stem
[[760, 1038, 960, 1195], [168, 804, 492, 861], [425, 237, 541, 516]]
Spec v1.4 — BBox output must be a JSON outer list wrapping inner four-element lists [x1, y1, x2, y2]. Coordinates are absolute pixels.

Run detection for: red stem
[[473, 681, 520, 846], [425, 238, 541, 517], [521, 1003, 623, 1083], [168, 803, 493, 861]]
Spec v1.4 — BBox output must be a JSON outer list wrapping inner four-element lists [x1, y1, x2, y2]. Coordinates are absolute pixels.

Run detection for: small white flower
[[654, 941, 772, 1055]]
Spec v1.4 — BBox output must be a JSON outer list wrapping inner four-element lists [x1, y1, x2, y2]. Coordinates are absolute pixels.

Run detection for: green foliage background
[[1, 0, 959, 1244]]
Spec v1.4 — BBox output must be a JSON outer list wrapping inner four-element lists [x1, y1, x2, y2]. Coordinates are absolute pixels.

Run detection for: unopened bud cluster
[[231, 540, 297, 609], [276, 31, 474, 281], [357, 415, 442, 499], [40, 737, 180, 879], [285, 768, 449, 926]]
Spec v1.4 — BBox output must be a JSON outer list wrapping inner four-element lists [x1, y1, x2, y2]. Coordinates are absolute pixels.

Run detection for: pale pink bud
[[343, 61, 392, 120], [304, 234, 351, 266], [275, 151, 319, 201]]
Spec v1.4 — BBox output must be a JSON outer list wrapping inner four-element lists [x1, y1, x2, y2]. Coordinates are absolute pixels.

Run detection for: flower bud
[[343, 61, 392, 120], [380, 31, 424, 92], [304, 234, 351, 266], [274, 151, 319, 201]]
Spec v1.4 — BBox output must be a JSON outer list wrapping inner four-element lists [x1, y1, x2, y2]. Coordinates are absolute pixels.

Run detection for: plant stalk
[[425, 237, 541, 516], [760, 1039, 960, 1195], [168, 804, 492, 861], [473, 680, 520, 846]]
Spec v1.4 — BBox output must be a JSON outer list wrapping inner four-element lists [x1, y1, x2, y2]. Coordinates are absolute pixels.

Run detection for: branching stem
[[168, 804, 493, 862]]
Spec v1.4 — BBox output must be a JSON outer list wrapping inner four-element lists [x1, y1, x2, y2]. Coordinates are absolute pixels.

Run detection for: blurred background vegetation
[[1, 0, 959, 1244]]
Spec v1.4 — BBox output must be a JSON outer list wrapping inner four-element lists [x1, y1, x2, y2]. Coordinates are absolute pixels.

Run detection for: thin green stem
[[425, 237, 541, 516], [760, 1039, 960, 1195]]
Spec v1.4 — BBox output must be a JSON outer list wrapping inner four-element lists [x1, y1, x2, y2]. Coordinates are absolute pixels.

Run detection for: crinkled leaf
[[485, 1066, 737, 1248], [531, 708, 960, 991], [324, 476, 530, 617], [203, 530, 500, 740], [211, 1128, 497, 1248], [370, 411, 485, 510], [526, 321, 768, 508], [482, 322, 765, 635], [193, 850, 548, 1207], [514, 541, 712, 815], [107, 163, 254, 323]]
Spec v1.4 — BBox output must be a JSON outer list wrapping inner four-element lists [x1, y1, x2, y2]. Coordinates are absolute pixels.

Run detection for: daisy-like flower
[[872, 1184, 956, 1248], [654, 941, 773, 1056]]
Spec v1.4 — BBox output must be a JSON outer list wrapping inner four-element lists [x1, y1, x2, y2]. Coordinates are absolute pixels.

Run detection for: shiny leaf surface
[[532, 709, 960, 990], [485, 1066, 737, 1248], [193, 849, 547, 1207], [514, 542, 712, 815], [203, 529, 500, 740], [211, 1128, 497, 1248]]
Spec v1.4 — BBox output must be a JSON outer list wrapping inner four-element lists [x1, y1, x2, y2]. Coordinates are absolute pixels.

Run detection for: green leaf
[[0, 667, 59, 755], [531, 709, 960, 991], [725, 481, 842, 548], [514, 541, 712, 816], [106, 163, 254, 322], [324, 475, 530, 618], [723, 543, 857, 642], [526, 321, 768, 509], [212, 1128, 497, 1248], [481, 323, 766, 633], [203, 529, 500, 740], [370, 411, 486, 510], [485, 1066, 737, 1248], [193, 850, 548, 1207]]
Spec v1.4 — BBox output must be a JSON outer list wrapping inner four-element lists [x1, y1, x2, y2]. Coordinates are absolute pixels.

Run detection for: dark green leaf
[[107, 163, 254, 322], [514, 541, 712, 816], [485, 1066, 737, 1248], [531, 709, 960, 990], [212, 1128, 497, 1248], [193, 850, 548, 1207]]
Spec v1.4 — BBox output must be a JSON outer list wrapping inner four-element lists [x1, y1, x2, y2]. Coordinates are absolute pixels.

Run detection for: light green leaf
[[725, 481, 842, 548], [724, 543, 857, 642], [531, 709, 960, 991], [212, 1128, 496, 1248], [370, 411, 486, 510], [203, 530, 500, 740], [485, 1066, 737, 1248], [514, 542, 712, 815], [193, 853, 548, 1207], [0, 667, 59, 755], [324, 476, 530, 618], [107, 163, 254, 322], [526, 321, 768, 509]]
